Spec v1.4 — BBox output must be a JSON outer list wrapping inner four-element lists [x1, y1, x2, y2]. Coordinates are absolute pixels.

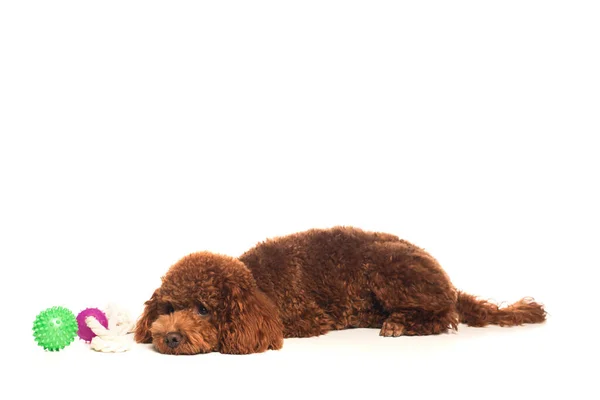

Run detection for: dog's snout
[[165, 332, 183, 348]]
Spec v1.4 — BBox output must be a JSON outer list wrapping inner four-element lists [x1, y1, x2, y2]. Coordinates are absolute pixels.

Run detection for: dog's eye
[[196, 304, 209, 316], [165, 304, 175, 314]]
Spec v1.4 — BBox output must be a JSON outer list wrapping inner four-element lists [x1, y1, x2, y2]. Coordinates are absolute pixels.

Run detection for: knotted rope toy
[[82, 303, 135, 353]]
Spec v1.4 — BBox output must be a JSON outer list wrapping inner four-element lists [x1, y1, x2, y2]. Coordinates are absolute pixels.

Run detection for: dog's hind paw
[[380, 321, 405, 337]]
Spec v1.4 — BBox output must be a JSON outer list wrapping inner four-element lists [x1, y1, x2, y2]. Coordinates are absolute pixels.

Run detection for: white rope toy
[[85, 303, 135, 352]]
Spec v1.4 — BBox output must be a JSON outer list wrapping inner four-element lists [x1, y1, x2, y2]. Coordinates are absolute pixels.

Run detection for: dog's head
[[134, 252, 283, 355]]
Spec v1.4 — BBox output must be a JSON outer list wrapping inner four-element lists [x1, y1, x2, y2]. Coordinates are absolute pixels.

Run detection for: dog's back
[[239, 226, 441, 336]]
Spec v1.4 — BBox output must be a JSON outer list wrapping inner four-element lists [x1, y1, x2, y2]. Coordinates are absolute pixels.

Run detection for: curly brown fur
[[457, 292, 546, 327], [135, 252, 283, 355], [135, 226, 546, 355]]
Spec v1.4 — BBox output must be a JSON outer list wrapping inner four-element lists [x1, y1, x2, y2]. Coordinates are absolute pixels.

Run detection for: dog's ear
[[134, 289, 160, 343], [218, 284, 284, 354]]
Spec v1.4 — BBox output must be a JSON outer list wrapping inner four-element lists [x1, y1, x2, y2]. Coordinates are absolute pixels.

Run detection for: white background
[[1, 1, 598, 399]]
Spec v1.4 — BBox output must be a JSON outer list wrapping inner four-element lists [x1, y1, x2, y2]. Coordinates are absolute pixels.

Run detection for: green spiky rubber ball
[[33, 306, 78, 351]]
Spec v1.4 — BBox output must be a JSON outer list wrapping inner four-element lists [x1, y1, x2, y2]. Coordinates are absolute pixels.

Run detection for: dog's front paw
[[379, 321, 405, 337]]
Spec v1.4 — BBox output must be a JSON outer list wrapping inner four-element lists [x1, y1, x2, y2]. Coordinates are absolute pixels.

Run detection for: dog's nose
[[165, 332, 183, 348]]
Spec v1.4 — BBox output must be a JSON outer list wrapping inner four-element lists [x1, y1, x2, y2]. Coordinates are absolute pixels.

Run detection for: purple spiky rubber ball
[[76, 308, 108, 342]]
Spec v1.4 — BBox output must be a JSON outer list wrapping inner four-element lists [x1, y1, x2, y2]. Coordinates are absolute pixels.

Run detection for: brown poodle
[[134, 226, 546, 355]]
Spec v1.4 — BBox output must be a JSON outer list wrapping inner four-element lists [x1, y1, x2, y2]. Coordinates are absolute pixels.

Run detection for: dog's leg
[[367, 241, 459, 336], [382, 309, 458, 336], [280, 300, 335, 338]]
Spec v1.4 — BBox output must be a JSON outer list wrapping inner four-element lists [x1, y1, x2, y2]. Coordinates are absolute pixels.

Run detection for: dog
[[134, 226, 546, 354]]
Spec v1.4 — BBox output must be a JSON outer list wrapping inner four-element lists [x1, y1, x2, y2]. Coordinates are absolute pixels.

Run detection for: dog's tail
[[456, 291, 546, 327]]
